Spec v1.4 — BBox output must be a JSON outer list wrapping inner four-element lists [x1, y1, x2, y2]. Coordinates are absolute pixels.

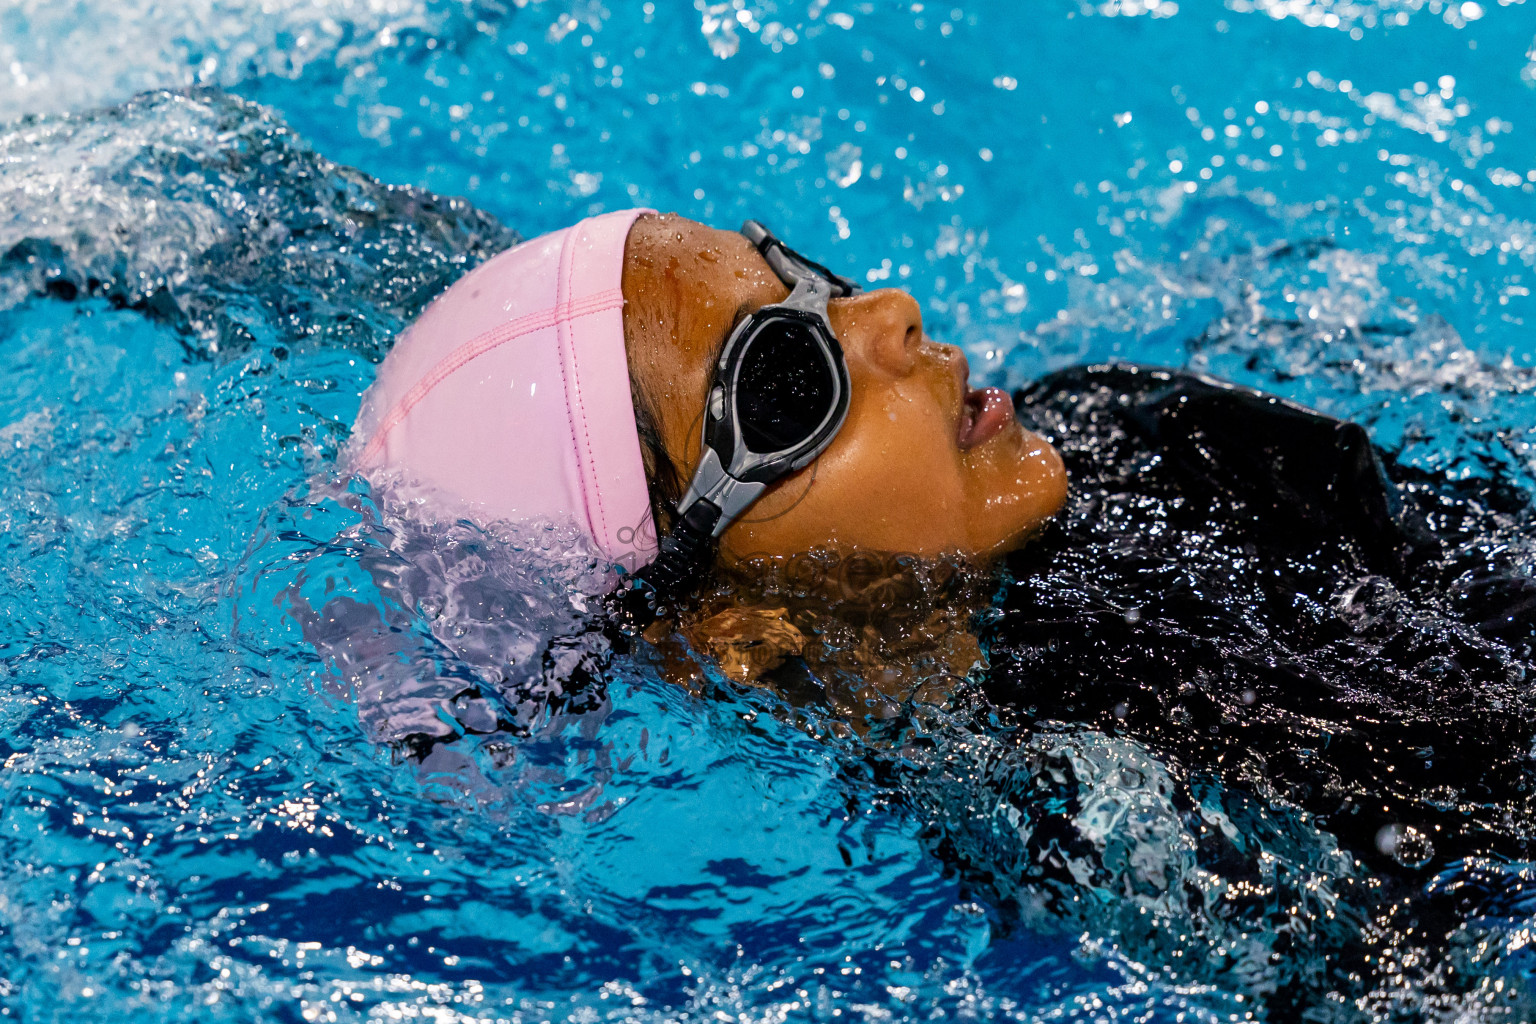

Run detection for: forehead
[[625, 214, 779, 293], [622, 213, 790, 354]]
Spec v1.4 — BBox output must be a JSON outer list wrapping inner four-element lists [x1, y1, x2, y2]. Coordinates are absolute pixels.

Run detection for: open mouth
[[956, 385, 1015, 451]]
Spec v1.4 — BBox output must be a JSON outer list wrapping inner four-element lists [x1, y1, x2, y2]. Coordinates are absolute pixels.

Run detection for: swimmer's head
[[622, 213, 1066, 566], [349, 209, 1066, 577]]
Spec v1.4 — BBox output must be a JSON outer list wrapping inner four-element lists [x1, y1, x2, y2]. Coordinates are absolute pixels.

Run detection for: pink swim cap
[[349, 207, 659, 571]]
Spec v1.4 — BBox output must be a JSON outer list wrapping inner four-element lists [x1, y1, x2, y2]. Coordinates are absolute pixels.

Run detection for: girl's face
[[622, 214, 1067, 562]]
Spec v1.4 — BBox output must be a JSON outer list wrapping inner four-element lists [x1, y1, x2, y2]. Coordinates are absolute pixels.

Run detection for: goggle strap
[[611, 498, 721, 632]]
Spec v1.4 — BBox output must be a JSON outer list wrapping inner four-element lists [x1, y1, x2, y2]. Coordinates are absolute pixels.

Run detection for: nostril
[[833, 288, 926, 375]]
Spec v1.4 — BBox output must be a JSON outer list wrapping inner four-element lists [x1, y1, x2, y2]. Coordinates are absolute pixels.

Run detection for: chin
[[973, 474, 1069, 559], [971, 522, 1044, 561]]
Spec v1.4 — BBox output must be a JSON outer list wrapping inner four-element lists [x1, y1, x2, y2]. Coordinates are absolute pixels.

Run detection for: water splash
[[0, 90, 515, 360]]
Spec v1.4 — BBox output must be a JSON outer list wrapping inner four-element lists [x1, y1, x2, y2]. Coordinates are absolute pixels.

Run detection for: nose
[[827, 288, 924, 378]]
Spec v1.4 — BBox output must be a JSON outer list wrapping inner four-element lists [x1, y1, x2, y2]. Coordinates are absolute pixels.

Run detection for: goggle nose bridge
[[742, 220, 861, 299]]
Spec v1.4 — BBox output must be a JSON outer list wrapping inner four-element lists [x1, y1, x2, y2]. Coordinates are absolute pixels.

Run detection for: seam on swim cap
[[554, 223, 609, 547], [358, 286, 625, 468]]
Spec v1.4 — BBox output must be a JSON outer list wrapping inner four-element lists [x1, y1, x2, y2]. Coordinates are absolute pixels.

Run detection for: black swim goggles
[[617, 221, 859, 622]]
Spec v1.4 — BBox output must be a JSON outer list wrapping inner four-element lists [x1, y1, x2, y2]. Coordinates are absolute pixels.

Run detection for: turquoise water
[[3, 1, 1536, 1020]]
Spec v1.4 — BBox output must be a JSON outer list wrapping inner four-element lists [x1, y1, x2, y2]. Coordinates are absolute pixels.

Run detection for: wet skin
[[621, 213, 1068, 563]]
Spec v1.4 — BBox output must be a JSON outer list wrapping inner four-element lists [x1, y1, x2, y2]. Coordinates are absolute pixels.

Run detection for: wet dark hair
[[631, 379, 683, 535]]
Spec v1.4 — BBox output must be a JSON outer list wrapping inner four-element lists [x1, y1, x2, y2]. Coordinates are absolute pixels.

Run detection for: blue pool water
[[4, 1, 1536, 1020]]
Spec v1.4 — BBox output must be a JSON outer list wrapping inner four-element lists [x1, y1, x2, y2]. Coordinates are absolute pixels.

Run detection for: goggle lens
[[736, 319, 836, 454]]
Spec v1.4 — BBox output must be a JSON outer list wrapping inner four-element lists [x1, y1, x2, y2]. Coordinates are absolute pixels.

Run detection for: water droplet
[[1376, 823, 1434, 868]]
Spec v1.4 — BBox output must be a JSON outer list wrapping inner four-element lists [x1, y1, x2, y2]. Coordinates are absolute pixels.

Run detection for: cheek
[[846, 381, 956, 462], [823, 378, 969, 510]]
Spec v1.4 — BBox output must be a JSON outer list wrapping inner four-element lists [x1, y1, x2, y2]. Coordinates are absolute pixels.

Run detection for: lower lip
[[957, 386, 1015, 450]]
